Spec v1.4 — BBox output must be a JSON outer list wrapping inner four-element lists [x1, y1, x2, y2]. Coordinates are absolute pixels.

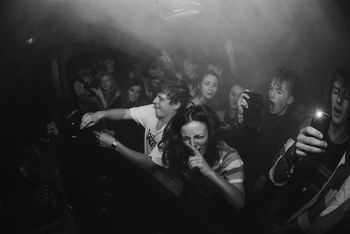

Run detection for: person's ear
[[171, 102, 181, 111], [287, 96, 294, 105]]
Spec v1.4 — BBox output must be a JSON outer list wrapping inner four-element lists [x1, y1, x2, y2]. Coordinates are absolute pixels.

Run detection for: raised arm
[[187, 143, 245, 211], [270, 126, 327, 186], [80, 108, 131, 129], [224, 39, 238, 76]]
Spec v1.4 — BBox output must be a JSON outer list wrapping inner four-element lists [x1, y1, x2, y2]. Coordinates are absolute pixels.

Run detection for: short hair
[[332, 68, 350, 88], [272, 66, 300, 100], [160, 105, 220, 171], [125, 79, 144, 92], [325, 68, 350, 112], [158, 79, 190, 111]]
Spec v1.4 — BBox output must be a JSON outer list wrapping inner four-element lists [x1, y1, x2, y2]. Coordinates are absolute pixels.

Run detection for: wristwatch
[[111, 140, 118, 149]]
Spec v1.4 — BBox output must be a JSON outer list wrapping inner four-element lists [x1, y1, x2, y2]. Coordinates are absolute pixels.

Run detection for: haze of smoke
[[5, 0, 350, 95]]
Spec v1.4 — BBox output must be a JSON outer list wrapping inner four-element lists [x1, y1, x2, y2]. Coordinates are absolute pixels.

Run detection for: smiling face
[[128, 85, 142, 102], [180, 120, 208, 156], [100, 75, 113, 91], [268, 78, 294, 116], [199, 74, 219, 101], [330, 80, 350, 127]]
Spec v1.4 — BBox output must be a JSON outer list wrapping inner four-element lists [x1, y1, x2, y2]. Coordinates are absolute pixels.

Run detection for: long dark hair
[[160, 105, 220, 171], [118, 79, 149, 108]]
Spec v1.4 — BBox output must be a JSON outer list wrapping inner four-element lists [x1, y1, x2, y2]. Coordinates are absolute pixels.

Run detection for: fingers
[[295, 126, 327, 156], [80, 112, 98, 129], [300, 126, 324, 140], [188, 156, 202, 169], [80, 113, 91, 129], [238, 94, 249, 110], [185, 142, 200, 156]]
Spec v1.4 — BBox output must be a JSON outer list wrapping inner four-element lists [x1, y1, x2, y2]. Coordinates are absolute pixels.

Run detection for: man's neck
[[157, 114, 173, 130], [328, 123, 349, 144]]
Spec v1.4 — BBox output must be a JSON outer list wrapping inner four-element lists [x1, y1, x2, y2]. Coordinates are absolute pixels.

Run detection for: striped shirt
[[212, 141, 244, 185]]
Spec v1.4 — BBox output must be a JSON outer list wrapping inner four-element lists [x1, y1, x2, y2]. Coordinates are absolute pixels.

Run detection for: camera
[[310, 109, 331, 137], [243, 91, 264, 130]]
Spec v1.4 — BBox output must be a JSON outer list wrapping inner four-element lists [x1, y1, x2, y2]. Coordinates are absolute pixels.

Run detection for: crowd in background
[[70, 41, 349, 234]]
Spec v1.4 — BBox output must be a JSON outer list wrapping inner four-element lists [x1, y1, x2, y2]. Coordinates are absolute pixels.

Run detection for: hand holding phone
[[242, 91, 263, 130], [310, 109, 331, 138]]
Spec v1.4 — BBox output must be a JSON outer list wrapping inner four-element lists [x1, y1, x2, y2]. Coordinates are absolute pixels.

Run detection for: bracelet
[[111, 140, 118, 149]]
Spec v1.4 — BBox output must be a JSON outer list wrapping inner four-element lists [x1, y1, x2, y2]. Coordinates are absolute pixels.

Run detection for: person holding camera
[[265, 69, 350, 234], [235, 66, 302, 197]]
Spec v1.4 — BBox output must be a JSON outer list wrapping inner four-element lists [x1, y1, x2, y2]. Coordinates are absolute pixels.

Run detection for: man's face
[[330, 80, 350, 127], [268, 79, 294, 116], [183, 60, 197, 77], [153, 92, 178, 119], [104, 59, 115, 72]]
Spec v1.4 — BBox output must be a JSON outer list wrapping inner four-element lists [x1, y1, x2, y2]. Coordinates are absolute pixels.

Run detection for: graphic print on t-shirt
[[146, 129, 157, 151]]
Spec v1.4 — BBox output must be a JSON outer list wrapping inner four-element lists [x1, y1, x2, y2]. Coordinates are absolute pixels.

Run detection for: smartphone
[[310, 109, 331, 137], [243, 91, 264, 130]]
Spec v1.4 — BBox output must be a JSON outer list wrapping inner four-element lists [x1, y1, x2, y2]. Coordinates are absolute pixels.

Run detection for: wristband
[[111, 140, 118, 149]]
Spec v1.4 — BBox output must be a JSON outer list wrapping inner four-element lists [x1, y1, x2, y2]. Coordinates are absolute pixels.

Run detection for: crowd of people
[[71, 44, 349, 234]]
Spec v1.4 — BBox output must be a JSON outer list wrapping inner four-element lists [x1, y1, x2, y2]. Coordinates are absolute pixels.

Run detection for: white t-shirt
[[130, 104, 165, 167]]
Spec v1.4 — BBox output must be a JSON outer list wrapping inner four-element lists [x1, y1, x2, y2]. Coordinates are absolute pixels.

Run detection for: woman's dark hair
[[117, 79, 149, 108], [160, 105, 220, 171]]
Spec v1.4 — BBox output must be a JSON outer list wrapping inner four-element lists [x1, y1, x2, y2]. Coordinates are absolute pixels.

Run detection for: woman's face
[[199, 74, 218, 100], [180, 121, 208, 156], [128, 85, 142, 102], [229, 85, 244, 109], [100, 75, 112, 90]]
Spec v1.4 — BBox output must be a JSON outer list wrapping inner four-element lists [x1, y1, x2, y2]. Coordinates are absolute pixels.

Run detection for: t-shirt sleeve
[[129, 104, 155, 128], [220, 149, 244, 184]]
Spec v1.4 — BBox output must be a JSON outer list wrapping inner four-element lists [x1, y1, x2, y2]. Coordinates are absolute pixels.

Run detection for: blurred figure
[[217, 85, 244, 131], [142, 59, 165, 100], [266, 69, 350, 234], [92, 72, 121, 110], [182, 56, 200, 97], [187, 70, 219, 108], [114, 79, 150, 109], [72, 67, 100, 112], [160, 105, 245, 234]]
